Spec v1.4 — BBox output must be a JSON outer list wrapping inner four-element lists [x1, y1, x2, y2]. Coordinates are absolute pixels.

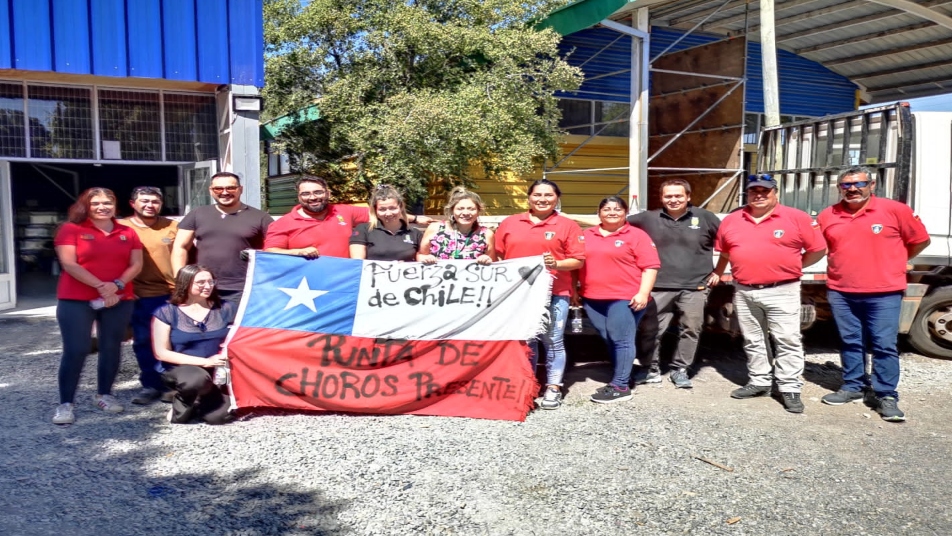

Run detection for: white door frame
[[0, 161, 16, 310], [178, 160, 218, 214]]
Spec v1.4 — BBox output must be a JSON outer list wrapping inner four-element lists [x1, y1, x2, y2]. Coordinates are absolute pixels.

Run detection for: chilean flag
[[225, 252, 551, 421]]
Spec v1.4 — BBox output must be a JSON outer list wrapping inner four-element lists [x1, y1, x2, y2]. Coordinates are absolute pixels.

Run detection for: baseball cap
[[746, 174, 777, 190]]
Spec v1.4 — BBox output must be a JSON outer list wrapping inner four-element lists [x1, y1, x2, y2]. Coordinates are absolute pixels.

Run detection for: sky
[[901, 93, 952, 112]]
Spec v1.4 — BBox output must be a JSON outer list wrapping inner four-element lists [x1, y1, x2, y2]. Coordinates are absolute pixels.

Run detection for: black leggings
[[162, 365, 232, 425], [56, 299, 134, 404]]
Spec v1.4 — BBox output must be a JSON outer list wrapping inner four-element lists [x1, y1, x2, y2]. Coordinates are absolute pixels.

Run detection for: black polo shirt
[[350, 222, 423, 261], [628, 206, 720, 290]]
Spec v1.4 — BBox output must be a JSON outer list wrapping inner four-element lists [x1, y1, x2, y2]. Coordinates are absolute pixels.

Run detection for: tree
[[263, 0, 580, 204]]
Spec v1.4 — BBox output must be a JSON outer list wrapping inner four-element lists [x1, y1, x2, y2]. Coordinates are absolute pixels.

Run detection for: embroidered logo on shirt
[[119, 235, 127, 241], [614, 240, 624, 247], [578, 235, 585, 242], [872, 224, 883, 234], [80, 234, 95, 240], [811, 220, 820, 228], [337, 215, 346, 225], [161, 238, 172, 244], [773, 230, 785, 238], [404, 235, 414, 244], [689, 217, 700, 229], [544, 232, 555, 240]]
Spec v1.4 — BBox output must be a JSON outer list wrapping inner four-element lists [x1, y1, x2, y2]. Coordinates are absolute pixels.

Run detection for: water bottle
[[569, 306, 584, 334], [89, 298, 106, 310], [213, 365, 228, 386]]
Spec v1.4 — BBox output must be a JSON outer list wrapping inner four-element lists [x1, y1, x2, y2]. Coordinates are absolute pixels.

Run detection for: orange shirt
[[54, 219, 142, 301], [117, 216, 177, 297]]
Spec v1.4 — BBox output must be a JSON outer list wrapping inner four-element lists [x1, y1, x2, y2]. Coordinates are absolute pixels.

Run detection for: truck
[[706, 103, 952, 359]]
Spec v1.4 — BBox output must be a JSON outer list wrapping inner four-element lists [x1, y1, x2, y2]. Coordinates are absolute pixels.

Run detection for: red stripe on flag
[[228, 327, 539, 421]]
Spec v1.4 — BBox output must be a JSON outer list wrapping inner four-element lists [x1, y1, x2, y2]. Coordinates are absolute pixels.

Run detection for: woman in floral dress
[[418, 187, 495, 264]]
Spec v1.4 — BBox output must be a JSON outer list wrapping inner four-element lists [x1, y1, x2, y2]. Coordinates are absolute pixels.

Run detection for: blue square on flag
[[241, 253, 361, 334]]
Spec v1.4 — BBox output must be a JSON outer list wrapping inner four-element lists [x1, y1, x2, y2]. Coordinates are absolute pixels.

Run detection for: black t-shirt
[[178, 204, 273, 292], [628, 206, 720, 290], [350, 222, 422, 261]]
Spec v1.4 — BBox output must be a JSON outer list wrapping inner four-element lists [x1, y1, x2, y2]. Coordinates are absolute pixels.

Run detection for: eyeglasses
[[132, 186, 162, 198], [299, 191, 327, 199], [210, 186, 240, 193], [838, 181, 871, 190], [193, 280, 217, 287]]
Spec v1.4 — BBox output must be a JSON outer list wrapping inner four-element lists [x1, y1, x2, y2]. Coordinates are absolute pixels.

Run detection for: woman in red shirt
[[575, 196, 659, 404], [52, 188, 143, 425], [495, 179, 585, 410]]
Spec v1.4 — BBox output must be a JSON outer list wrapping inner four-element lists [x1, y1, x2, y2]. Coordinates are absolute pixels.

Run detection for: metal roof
[[543, 0, 952, 103]]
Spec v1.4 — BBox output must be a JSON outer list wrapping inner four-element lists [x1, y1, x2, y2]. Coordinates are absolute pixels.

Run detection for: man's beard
[[303, 201, 327, 214]]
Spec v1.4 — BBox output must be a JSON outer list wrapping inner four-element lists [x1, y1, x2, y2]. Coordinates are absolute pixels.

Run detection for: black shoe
[[877, 397, 906, 422], [821, 389, 863, 406], [730, 384, 771, 399], [590, 384, 633, 404], [781, 392, 804, 413]]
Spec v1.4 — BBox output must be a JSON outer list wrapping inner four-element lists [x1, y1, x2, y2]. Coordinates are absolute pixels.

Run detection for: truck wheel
[[908, 287, 952, 359]]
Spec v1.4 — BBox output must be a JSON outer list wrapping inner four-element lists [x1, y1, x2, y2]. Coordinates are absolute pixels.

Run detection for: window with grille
[[99, 89, 162, 161], [27, 85, 94, 159], [0, 83, 26, 157], [164, 93, 218, 162]]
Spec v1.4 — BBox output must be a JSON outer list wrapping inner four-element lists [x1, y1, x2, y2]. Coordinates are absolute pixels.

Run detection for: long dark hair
[[170, 264, 221, 307], [67, 188, 117, 223], [527, 179, 562, 198]]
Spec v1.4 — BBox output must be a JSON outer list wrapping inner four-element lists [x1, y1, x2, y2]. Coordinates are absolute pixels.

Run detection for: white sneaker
[[540, 387, 563, 410], [94, 394, 124, 414], [53, 403, 75, 425]]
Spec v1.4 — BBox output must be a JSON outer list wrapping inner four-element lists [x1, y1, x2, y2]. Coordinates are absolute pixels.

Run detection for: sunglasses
[[747, 174, 775, 183], [210, 186, 240, 193], [838, 181, 871, 190]]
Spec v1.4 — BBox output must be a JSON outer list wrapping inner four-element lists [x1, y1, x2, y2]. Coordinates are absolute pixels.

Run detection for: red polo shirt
[[715, 204, 825, 286], [818, 196, 929, 293], [495, 212, 586, 296], [54, 219, 142, 300], [264, 204, 370, 258], [579, 224, 660, 300]]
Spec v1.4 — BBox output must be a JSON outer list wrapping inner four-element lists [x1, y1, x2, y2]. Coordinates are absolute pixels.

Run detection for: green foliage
[[264, 0, 579, 204]]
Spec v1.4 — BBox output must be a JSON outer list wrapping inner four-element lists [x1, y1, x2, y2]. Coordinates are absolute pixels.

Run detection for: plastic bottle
[[569, 306, 584, 334], [213, 365, 228, 386], [89, 298, 105, 310]]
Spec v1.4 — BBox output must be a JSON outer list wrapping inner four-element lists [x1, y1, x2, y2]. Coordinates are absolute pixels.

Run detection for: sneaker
[[94, 394, 124, 414], [590, 384, 633, 404], [160, 391, 175, 403], [670, 368, 693, 389], [131, 387, 161, 405], [633, 368, 662, 384], [730, 384, 770, 399], [781, 392, 804, 413], [52, 403, 75, 425], [540, 387, 563, 410], [876, 397, 906, 422], [821, 389, 864, 406]]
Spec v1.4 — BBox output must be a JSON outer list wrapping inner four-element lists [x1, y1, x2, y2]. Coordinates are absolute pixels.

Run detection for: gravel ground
[[2, 317, 951, 536]]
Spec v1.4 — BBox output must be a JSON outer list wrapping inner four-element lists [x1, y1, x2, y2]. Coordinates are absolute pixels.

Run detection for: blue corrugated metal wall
[[0, 0, 264, 87], [558, 26, 857, 117]]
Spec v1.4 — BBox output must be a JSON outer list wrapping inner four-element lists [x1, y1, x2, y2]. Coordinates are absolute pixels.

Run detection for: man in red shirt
[[265, 176, 431, 258], [817, 166, 930, 422], [713, 174, 826, 413]]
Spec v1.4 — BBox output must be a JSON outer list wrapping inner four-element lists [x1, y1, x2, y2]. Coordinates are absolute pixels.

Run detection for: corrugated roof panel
[[90, 0, 127, 76], [0, 1, 14, 69], [12, 0, 52, 71], [52, 0, 91, 73], [228, 0, 264, 86], [127, 0, 163, 78], [162, 0, 199, 81], [196, 0, 230, 83], [805, 25, 952, 63]]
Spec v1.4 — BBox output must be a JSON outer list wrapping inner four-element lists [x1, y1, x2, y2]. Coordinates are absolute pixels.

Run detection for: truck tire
[[907, 287, 952, 359]]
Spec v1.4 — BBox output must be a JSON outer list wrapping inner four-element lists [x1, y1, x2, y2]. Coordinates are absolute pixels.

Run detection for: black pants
[[162, 365, 232, 425], [57, 299, 134, 404]]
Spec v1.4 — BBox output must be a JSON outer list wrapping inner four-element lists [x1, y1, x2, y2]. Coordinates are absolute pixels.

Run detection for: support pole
[[760, 0, 781, 128], [629, 8, 650, 212]]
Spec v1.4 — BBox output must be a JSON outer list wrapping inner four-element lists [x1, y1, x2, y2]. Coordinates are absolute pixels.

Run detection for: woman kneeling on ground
[[574, 196, 659, 404], [152, 264, 236, 424]]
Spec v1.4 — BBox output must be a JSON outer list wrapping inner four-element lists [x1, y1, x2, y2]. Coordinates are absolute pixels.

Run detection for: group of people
[[50, 164, 929, 425]]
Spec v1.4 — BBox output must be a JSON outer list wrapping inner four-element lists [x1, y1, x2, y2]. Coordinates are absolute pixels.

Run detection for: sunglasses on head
[[747, 174, 775, 183], [838, 181, 871, 189], [210, 186, 240, 193]]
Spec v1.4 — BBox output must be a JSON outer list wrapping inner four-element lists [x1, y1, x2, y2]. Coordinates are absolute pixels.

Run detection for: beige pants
[[733, 282, 804, 393]]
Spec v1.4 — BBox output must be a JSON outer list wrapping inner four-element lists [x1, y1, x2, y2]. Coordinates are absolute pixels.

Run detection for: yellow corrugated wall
[[425, 135, 630, 216]]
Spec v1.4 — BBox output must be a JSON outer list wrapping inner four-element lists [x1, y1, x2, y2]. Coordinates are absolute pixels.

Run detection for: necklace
[[452, 225, 477, 259]]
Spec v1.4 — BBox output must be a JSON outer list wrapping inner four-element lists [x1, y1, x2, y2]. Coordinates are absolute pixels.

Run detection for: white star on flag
[[277, 277, 328, 312]]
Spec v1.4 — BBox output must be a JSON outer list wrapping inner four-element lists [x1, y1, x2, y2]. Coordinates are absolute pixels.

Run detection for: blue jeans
[[56, 299, 134, 404], [529, 296, 570, 386], [131, 295, 171, 391], [583, 299, 645, 387], [828, 290, 903, 399]]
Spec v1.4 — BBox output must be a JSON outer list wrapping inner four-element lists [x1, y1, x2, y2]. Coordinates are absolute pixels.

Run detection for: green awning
[[535, 0, 632, 36], [260, 104, 322, 141]]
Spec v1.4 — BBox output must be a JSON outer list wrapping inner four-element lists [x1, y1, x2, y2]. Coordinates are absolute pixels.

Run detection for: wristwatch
[[113, 279, 126, 291]]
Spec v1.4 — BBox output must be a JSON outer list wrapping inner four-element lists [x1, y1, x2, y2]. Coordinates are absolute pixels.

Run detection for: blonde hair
[[367, 184, 407, 231], [443, 186, 485, 231]]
